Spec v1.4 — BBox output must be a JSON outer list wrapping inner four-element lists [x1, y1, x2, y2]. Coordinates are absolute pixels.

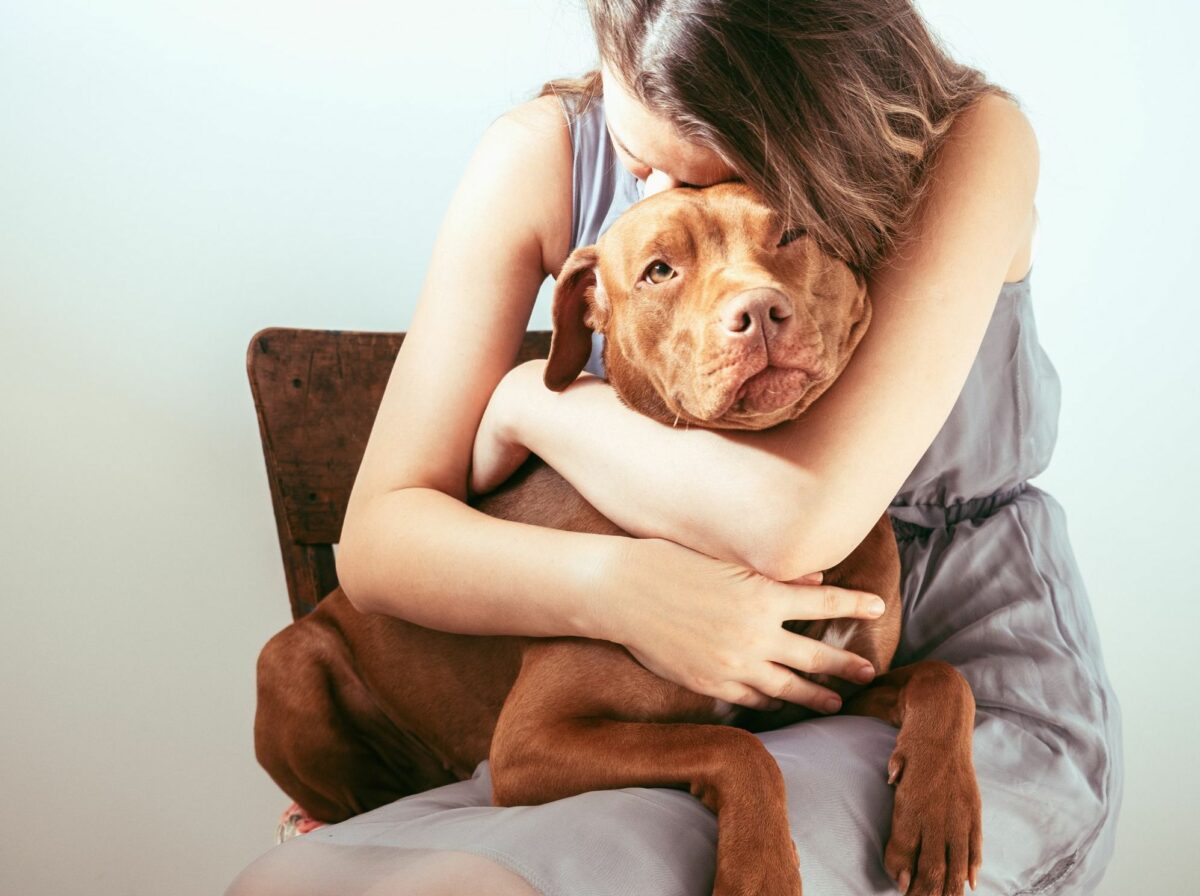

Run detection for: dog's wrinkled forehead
[[596, 183, 778, 279]]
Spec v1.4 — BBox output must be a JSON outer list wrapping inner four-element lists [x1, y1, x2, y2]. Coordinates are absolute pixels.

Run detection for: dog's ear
[[545, 246, 608, 391]]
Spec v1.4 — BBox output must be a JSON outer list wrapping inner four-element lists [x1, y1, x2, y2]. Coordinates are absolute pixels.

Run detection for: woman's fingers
[[776, 628, 877, 686], [724, 686, 786, 712], [719, 678, 824, 713], [717, 666, 848, 714], [784, 584, 886, 621], [752, 663, 847, 713]]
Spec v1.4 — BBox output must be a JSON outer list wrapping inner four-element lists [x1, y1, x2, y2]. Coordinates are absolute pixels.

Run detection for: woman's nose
[[643, 169, 682, 196]]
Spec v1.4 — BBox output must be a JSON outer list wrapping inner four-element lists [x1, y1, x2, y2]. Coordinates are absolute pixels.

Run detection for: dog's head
[[545, 182, 871, 431]]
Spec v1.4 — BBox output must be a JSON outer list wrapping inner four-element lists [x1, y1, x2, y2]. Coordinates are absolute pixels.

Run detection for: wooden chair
[[246, 327, 553, 621]]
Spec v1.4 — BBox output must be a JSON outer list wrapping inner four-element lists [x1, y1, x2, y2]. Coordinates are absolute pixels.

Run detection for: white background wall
[[1, 1, 1195, 893]]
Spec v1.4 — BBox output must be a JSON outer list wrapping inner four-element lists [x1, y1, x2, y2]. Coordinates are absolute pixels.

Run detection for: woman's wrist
[[489, 361, 537, 445], [568, 532, 646, 647], [505, 358, 601, 453], [497, 359, 538, 447], [470, 361, 548, 496]]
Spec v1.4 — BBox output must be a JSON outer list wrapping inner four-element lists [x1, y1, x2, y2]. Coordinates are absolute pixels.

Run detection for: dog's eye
[[778, 226, 807, 248], [643, 261, 676, 285]]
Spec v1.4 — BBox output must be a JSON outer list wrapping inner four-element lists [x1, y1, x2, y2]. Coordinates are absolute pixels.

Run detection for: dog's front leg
[[489, 639, 803, 896], [842, 660, 983, 895]]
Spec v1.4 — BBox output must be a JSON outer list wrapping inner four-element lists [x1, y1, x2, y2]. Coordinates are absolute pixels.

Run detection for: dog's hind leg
[[254, 610, 460, 823]]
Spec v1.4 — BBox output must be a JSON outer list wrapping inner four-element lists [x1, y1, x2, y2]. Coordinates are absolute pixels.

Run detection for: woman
[[227, 1, 1122, 893]]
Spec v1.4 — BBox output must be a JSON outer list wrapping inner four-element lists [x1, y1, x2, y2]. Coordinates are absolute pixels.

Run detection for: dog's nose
[[719, 288, 793, 336]]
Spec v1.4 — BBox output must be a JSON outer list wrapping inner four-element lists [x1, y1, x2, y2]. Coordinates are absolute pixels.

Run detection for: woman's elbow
[[746, 525, 834, 583], [743, 480, 871, 581]]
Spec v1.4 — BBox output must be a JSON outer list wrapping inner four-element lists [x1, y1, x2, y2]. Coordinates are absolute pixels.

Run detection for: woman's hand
[[469, 362, 538, 497], [473, 362, 884, 715], [597, 537, 886, 714]]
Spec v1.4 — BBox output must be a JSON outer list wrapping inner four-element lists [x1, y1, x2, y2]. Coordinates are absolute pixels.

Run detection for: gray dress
[[226, 96, 1123, 896]]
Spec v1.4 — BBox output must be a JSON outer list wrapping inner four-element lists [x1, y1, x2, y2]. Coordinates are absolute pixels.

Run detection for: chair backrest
[[246, 327, 552, 620]]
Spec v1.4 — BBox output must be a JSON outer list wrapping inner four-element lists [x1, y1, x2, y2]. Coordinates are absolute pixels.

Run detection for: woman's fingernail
[[855, 664, 876, 683], [869, 598, 886, 616], [823, 696, 842, 713]]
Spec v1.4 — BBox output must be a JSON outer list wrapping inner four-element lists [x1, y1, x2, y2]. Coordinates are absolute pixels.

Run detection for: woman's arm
[[335, 95, 598, 633], [477, 95, 1040, 582], [335, 95, 887, 713]]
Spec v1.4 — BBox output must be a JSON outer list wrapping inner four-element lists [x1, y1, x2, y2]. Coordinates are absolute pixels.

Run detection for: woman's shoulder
[[945, 93, 1040, 286], [475, 93, 575, 278], [940, 93, 1038, 199], [495, 91, 575, 136], [955, 91, 1036, 141]]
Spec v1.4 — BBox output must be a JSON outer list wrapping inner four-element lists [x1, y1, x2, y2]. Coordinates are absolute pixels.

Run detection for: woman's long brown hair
[[540, 0, 1016, 276]]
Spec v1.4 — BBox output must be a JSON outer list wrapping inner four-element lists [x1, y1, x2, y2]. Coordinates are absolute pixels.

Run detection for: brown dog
[[255, 182, 982, 896]]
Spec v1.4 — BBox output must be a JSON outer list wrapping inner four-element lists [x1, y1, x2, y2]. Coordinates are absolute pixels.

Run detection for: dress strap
[[559, 93, 632, 253]]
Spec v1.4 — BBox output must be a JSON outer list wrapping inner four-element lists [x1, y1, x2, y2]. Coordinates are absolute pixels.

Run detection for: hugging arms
[[333, 88, 1038, 716]]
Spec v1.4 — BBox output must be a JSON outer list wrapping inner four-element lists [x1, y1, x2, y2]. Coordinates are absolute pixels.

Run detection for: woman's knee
[[224, 843, 300, 896], [224, 842, 540, 896], [392, 851, 541, 896]]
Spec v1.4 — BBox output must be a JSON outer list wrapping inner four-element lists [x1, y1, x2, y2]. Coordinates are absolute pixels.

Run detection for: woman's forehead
[[600, 66, 736, 186]]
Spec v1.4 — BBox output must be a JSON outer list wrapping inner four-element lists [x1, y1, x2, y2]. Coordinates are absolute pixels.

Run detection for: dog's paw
[[883, 743, 982, 896]]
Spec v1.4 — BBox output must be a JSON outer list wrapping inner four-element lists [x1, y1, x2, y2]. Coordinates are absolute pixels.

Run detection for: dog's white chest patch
[[820, 620, 859, 652], [710, 699, 740, 723]]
